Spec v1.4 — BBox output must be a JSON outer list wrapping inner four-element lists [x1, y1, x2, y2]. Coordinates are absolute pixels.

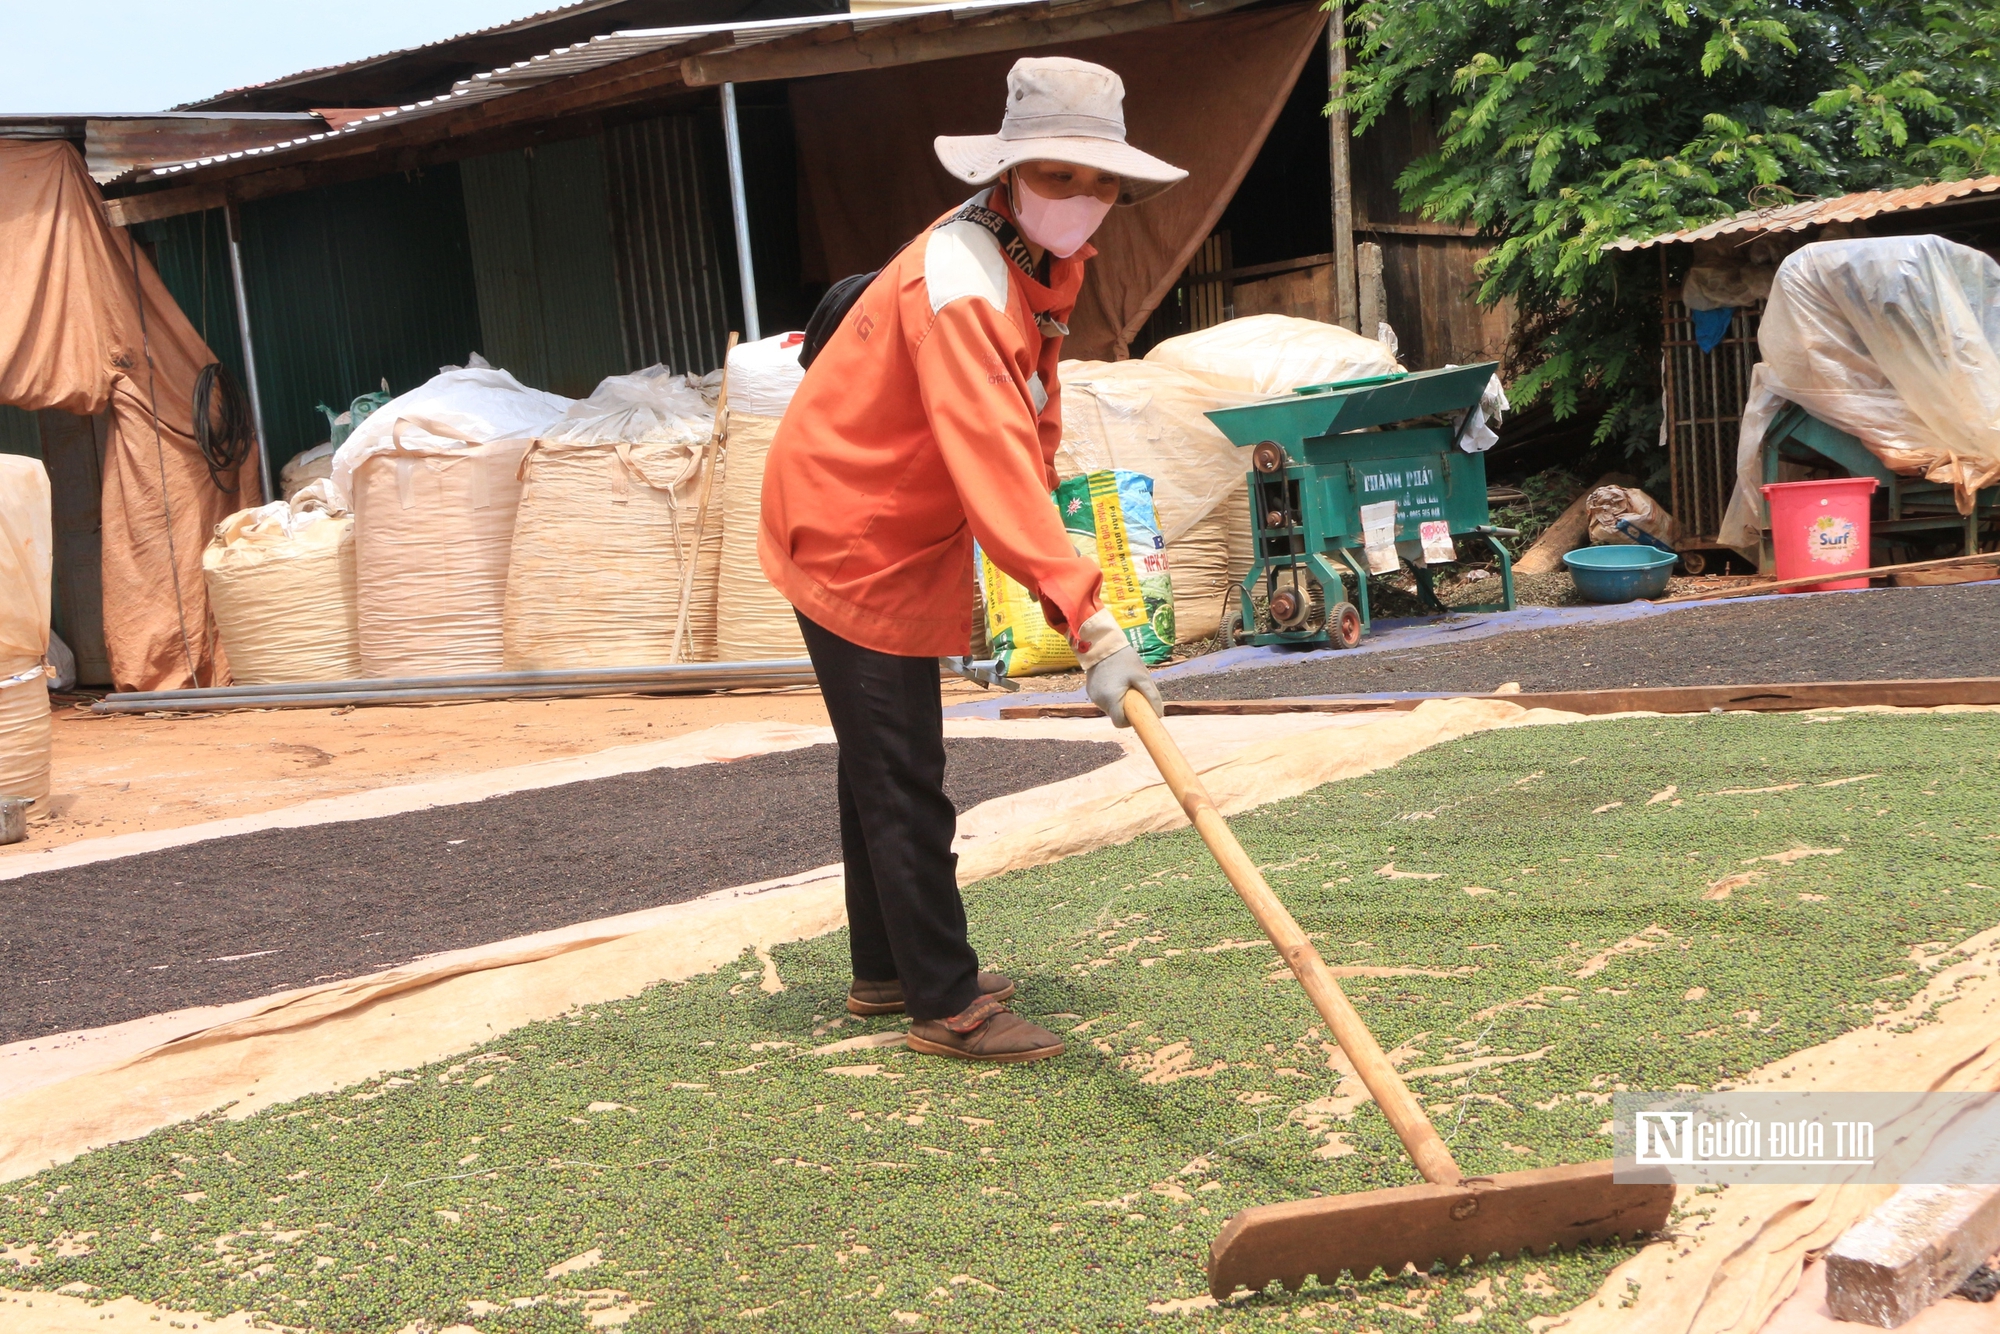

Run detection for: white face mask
[[1010, 172, 1113, 259]]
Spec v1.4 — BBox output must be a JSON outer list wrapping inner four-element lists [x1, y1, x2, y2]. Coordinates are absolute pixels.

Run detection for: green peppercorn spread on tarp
[[6, 711, 2000, 1334]]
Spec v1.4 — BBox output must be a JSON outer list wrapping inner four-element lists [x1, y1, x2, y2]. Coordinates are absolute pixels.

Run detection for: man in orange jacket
[[760, 57, 1183, 1063]]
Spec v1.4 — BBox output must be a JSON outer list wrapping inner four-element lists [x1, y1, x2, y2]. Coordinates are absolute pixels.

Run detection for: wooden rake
[[1122, 691, 1674, 1299]]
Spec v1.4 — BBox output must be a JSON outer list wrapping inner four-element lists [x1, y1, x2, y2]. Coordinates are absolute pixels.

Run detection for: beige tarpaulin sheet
[[788, 4, 1327, 361], [0, 140, 261, 691], [1548, 923, 2000, 1334]]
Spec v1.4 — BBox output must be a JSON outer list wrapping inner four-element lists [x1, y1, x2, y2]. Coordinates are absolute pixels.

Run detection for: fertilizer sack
[[980, 470, 1175, 676]]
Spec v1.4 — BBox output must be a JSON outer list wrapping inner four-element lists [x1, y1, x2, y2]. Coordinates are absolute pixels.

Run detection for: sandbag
[[1587, 485, 1683, 551], [203, 494, 361, 685], [503, 367, 719, 669], [0, 456, 52, 800], [716, 412, 807, 661], [1144, 313, 1403, 396], [981, 469, 1175, 676], [1225, 478, 1253, 603], [1054, 360, 1255, 645], [351, 436, 531, 677]]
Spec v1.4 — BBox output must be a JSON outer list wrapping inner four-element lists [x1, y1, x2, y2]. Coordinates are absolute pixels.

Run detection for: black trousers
[[796, 612, 980, 1021]]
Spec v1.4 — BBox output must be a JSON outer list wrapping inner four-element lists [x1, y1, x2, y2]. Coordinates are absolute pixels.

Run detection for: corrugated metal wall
[[234, 166, 485, 469], [604, 112, 738, 375], [135, 209, 246, 387], [0, 406, 39, 458], [136, 118, 750, 467], [461, 138, 627, 398]]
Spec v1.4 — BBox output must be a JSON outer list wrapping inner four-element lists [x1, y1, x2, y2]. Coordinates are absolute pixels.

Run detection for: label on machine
[[1360, 500, 1399, 574], [1419, 520, 1456, 565]]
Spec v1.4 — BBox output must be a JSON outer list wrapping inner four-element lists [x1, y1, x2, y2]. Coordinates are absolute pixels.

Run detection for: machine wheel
[[1251, 441, 1288, 474], [1330, 601, 1364, 649], [1222, 601, 1248, 646], [1680, 550, 1708, 575]]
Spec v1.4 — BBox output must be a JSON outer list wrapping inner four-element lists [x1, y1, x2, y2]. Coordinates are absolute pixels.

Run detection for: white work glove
[[1074, 609, 1162, 728]]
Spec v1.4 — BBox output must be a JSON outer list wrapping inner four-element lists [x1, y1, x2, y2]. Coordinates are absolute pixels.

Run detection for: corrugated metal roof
[[1606, 176, 2000, 250], [138, 0, 1039, 183], [189, 0, 655, 105]]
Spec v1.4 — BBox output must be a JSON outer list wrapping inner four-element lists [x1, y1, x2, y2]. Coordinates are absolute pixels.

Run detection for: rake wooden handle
[[1125, 690, 1463, 1187]]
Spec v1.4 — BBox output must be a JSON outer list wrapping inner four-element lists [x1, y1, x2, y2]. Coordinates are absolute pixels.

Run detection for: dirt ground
[[10, 687, 884, 856]]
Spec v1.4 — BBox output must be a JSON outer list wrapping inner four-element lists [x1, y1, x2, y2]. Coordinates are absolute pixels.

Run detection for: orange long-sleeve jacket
[[758, 189, 1107, 659]]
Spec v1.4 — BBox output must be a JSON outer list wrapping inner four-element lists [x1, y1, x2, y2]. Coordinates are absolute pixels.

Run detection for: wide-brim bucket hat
[[935, 56, 1188, 205]]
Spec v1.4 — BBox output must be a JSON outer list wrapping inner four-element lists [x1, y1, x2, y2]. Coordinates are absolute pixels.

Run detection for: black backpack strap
[[939, 195, 1038, 282]]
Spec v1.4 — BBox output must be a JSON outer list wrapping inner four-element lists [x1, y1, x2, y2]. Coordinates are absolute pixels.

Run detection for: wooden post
[[1328, 5, 1358, 331], [1357, 240, 1385, 339]]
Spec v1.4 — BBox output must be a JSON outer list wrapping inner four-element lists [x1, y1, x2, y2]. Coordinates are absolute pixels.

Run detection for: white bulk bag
[[0, 456, 53, 800], [504, 367, 721, 669], [717, 412, 807, 661], [1144, 313, 1403, 396], [203, 489, 361, 685], [716, 334, 809, 662], [503, 440, 711, 669], [279, 441, 336, 501], [724, 332, 807, 417], [351, 430, 532, 677]]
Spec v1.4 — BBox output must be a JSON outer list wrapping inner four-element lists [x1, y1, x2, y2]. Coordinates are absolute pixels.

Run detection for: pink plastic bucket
[[1762, 477, 1878, 592]]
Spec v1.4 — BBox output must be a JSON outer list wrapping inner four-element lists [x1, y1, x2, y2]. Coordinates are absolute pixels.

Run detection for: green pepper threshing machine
[[1202, 362, 1518, 649]]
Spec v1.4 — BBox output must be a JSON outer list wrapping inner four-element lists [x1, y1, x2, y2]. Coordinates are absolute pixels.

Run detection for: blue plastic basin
[[1563, 544, 1679, 603]]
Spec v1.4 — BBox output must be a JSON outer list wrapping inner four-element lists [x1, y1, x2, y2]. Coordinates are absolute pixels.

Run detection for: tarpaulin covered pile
[[0, 140, 261, 691], [1718, 235, 2000, 553]]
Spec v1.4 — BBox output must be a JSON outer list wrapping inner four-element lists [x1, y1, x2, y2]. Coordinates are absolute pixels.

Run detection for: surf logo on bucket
[[1807, 513, 1859, 564]]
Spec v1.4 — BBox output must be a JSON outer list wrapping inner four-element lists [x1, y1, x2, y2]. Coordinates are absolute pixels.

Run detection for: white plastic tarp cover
[[1142, 314, 1403, 396], [330, 359, 572, 502], [1718, 236, 2000, 553], [544, 365, 714, 447]]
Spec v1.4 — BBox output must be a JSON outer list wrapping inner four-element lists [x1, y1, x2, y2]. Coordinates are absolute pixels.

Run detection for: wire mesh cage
[[1662, 298, 1763, 546]]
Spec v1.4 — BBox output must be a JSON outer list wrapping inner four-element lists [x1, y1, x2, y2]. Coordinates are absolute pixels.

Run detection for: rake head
[[1207, 1160, 1675, 1300]]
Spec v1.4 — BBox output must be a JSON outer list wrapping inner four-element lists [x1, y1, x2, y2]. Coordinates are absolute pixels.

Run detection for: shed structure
[[1608, 178, 2000, 568]]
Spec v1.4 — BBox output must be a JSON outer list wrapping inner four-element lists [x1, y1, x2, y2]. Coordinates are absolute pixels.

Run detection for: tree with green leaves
[[1338, 0, 2000, 454]]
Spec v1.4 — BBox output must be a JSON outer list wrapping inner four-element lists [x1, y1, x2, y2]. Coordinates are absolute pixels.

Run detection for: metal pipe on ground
[[92, 659, 818, 714]]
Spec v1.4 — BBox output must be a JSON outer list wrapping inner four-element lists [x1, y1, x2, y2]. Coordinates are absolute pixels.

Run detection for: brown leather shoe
[[847, 970, 1015, 1017], [907, 994, 1064, 1064]]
